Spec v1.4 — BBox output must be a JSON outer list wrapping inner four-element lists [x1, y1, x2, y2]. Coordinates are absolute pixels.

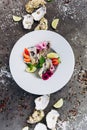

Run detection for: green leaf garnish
[[39, 56, 45, 64], [36, 56, 45, 69], [58, 57, 61, 63], [26, 63, 33, 70]]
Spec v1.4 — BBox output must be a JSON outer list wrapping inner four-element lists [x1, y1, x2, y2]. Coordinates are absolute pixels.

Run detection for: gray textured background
[[0, 0, 87, 130]]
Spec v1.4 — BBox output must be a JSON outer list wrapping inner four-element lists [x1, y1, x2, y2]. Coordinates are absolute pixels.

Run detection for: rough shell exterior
[[23, 14, 34, 29], [32, 6, 46, 21], [25, 0, 46, 13], [35, 95, 50, 110]]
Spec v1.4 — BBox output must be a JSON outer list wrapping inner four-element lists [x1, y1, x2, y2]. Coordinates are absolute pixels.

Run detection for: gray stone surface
[[0, 0, 87, 130]]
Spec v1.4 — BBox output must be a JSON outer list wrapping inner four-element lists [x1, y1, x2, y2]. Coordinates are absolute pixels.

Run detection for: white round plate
[[9, 30, 75, 95]]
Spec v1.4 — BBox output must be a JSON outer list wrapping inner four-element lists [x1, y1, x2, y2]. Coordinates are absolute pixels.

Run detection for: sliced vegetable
[[53, 98, 64, 108], [13, 15, 22, 22], [25, 67, 37, 73], [52, 58, 59, 66], [24, 48, 30, 55], [51, 18, 59, 29], [24, 58, 31, 63], [47, 52, 58, 59], [23, 53, 30, 59]]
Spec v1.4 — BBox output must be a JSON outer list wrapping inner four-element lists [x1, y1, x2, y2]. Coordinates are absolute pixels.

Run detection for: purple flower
[[40, 42, 47, 49], [42, 73, 49, 80], [36, 44, 42, 50], [46, 70, 53, 77], [36, 42, 47, 50]]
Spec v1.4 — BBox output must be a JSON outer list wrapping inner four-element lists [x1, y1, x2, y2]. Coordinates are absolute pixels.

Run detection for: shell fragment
[[23, 14, 34, 29], [46, 109, 60, 129], [34, 123, 47, 130], [25, 0, 46, 13], [32, 6, 46, 21], [35, 17, 48, 30], [27, 110, 44, 124], [35, 95, 50, 110]]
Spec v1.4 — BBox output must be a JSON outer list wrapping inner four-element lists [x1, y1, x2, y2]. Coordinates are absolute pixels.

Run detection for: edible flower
[[40, 41, 47, 49], [36, 41, 47, 50], [50, 64, 55, 72], [42, 73, 49, 80], [46, 70, 53, 77], [42, 70, 53, 80]]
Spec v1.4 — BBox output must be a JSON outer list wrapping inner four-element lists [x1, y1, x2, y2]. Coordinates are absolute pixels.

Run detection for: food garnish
[[53, 98, 64, 108], [13, 15, 22, 22], [51, 18, 59, 29]]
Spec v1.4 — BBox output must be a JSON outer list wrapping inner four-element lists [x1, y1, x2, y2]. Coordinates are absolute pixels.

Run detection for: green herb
[[26, 63, 33, 70], [36, 56, 45, 69], [58, 57, 61, 63], [39, 56, 45, 64]]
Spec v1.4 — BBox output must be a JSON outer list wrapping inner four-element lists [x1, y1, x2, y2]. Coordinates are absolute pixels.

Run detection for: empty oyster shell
[[27, 110, 44, 124], [35, 95, 50, 110], [46, 109, 60, 129], [25, 0, 46, 13], [34, 123, 47, 130], [32, 6, 46, 21], [22, 126, 29, 130], [35, 17, 48, 30], [23, 14, 34, 29]]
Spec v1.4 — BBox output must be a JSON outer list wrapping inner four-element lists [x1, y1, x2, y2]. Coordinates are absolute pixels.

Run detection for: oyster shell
[[35, 95, 50, 110], [25, 0, 46, 13], [46, 109, 60, 129], [23, 14, 34, 29], [35, 17, 48, 30], [34, 123, 47, 130], [38, 58, 52, 77], [32, 6, 46, 21], [27, 110, 44, 124], [22, 126, 29, 130]]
